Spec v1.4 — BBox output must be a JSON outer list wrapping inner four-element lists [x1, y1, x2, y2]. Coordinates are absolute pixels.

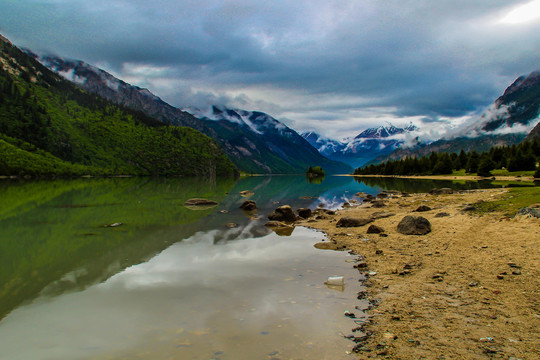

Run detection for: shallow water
[[0, 175, 492, 359]]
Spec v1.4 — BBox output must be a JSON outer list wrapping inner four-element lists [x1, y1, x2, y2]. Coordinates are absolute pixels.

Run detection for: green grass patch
[[490, 169, 536, 177], [474, 186, 540, 216]]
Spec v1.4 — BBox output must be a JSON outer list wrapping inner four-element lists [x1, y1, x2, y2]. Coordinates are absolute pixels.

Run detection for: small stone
[[354, 261, 368, 269], [344, 311, 356, 318], [512, 270, 522, 275], [367, 224, 385, 234], [414, 205, 432, 212], [434, 212, 450, 218], [370, 211, 395, 219], [462, 205, 476, 211], [468, 281, 479, 287], [375, 249, 384, 255], [336, 217, 373, 227], [226, 222, 238, 228], [104, 222, 122, 228], [497, 274, 505, 280], [371, 200, 386, 208], [508, 262, 521, 268], [239, 190, 254, 197]]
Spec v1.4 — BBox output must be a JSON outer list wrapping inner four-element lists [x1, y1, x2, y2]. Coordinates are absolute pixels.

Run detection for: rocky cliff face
[[482, 71, 540, 132]]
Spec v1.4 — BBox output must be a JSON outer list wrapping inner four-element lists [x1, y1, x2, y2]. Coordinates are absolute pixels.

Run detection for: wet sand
[[297, 189, 540, 359]]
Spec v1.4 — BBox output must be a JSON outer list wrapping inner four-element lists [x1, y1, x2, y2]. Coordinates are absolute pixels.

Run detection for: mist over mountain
[[355, 71, 540, 166], [302, 123, 419, 168], [33, 52, 351, 174]]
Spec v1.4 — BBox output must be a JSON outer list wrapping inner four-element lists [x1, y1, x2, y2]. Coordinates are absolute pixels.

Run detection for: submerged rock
[[184, 198, 218, 206], [397, 215, 432, 235], [336, 217, 373, 227], [239, 190, 254, 197], [239, 200, 257, 211]]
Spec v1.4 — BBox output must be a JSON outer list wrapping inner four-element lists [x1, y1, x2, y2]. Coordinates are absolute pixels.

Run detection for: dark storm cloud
[[1, 0, 539, 137]]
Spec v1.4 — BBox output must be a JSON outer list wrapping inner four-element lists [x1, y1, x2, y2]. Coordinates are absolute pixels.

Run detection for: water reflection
[[0, 227, 362, 360], [0, 175, 512, 359]]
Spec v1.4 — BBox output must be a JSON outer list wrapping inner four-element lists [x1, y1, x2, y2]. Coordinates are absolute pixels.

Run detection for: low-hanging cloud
[[1, 0, 539, 138]]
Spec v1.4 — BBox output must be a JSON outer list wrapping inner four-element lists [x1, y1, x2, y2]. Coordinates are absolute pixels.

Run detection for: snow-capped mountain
[[300, 131, 346, 157], [33, 52, 351, 174], [301, 123, 419, 168]]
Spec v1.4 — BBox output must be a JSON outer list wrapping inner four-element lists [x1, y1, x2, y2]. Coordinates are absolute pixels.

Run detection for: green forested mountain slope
[[0, 36, 237, 177]]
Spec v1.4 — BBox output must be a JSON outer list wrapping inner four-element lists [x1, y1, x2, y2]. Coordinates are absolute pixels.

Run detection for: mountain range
[[0, 34, 237, 177], [32, 52, 351, 174], [303, 70, 539, 168], [2, 31, 538, 176], [302, 122, 418, 168]]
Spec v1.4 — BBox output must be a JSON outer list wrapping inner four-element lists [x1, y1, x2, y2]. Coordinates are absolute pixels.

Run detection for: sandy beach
[[296, 188, 540, 359]]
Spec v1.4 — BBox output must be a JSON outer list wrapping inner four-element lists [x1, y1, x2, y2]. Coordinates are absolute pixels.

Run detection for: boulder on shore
[[336, 216, 373, 227], [268, 205, 297, 222], [240, 200, 257, 211], [297, 208, 312, 219], [397, 215, 431, 235]]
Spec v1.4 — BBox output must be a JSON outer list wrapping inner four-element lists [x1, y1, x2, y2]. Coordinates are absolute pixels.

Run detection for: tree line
[[354, 139, 540, 178]]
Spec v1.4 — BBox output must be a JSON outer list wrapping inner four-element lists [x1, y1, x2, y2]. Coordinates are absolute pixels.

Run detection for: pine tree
[[477, 157, 495, 177], [466, 151, 479, 173]]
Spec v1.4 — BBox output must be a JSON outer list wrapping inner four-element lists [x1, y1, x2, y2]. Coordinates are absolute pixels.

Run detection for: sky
[[1, 0, 539, 139]]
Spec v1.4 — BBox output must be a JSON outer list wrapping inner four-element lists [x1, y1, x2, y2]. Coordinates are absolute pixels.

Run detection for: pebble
[[512, 270, 522, 275]]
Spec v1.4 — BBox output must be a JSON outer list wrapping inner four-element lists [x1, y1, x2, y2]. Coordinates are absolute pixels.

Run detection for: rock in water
[[183, 198, 219, 210], [239, 200, 257, 211], [268, 205, 297, 222], [297, 208, 312, 219], [184, 198, 218, 206], [336, 217, 373, 227], [397, 215, 432, 235]]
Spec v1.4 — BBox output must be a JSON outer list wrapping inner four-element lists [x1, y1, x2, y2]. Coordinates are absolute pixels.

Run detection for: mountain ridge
[[0, 34, 237, 177], [35, 53, 351, 174]]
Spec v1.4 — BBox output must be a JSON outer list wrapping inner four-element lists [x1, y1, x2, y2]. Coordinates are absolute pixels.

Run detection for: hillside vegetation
[[0, 37, 237, 177]]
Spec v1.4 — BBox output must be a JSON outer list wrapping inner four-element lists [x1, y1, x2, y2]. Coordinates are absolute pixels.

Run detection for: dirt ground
[[296, 189, 540, 359]]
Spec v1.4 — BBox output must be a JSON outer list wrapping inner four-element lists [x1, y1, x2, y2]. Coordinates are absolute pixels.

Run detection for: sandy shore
[[296, 189, 539, 359]]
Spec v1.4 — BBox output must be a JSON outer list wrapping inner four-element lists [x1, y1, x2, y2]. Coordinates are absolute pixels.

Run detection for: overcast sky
[[1, 0, 539, 139]]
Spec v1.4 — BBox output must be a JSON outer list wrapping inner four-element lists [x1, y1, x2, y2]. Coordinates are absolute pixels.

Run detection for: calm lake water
[[0, 175, 498, 360]]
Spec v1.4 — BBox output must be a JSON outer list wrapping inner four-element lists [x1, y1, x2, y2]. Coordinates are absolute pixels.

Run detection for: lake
[[0, 175, 498, 359]]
